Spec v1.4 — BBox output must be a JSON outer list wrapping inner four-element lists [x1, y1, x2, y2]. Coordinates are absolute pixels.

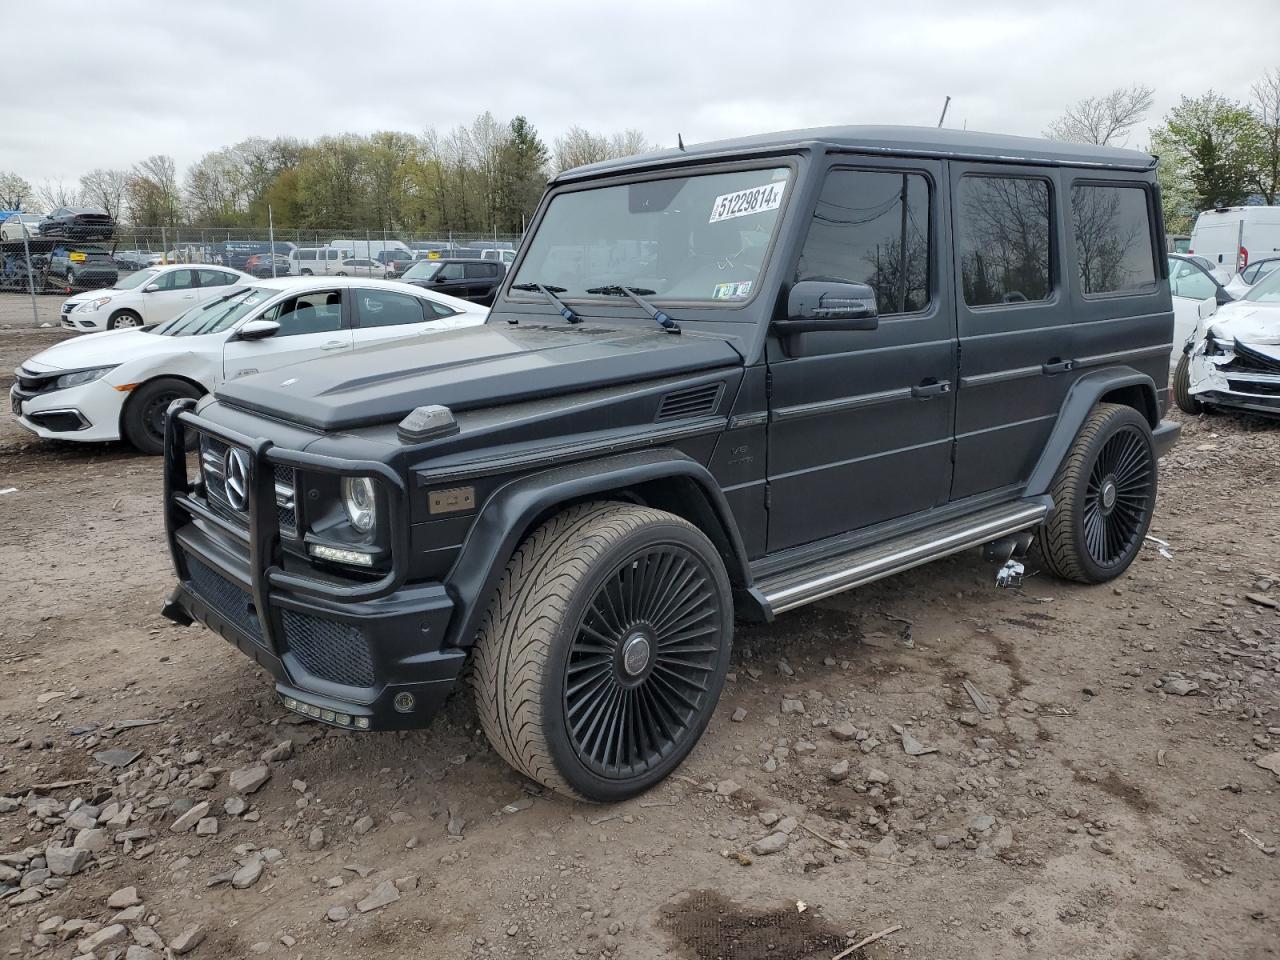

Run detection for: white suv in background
[[290, 247, 352, 276], [60, 265, 254, 331]]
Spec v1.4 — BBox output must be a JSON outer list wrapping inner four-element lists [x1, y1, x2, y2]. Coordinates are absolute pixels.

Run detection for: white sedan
[[60, 264, 254, 332], [13, 277, 487, 455]]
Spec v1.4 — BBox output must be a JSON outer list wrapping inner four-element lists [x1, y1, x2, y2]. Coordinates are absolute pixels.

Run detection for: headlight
[[54, 366, 116, 389], [77, 297, 111, 312], [341, 476, 376, 533]]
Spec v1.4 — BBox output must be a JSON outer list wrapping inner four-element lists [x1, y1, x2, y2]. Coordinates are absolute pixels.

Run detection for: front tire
[[108, 310, 143, 330], [1173, 353, 1203, 415], [472, 501, 733, 802], [1032, 403, 1157, 584], [121, 377, 202, 455]]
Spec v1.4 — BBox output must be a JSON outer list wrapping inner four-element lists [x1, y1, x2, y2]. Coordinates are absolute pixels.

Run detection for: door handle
[[911, 380, 951, 399], [321, 340, 346, 351], [1041, 359, 1074, 375]]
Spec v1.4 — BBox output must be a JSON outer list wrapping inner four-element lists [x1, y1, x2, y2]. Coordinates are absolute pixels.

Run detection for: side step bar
[[756, 499, 1051, 616]]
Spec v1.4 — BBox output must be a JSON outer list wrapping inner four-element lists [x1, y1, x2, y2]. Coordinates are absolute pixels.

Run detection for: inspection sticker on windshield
[[712, 281, 753, 299], [709, 182, 786, 223]]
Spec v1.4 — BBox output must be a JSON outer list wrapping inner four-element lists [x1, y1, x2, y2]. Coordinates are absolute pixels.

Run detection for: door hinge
[[764, 368, 773, 399], [764, 484, 772, 510]]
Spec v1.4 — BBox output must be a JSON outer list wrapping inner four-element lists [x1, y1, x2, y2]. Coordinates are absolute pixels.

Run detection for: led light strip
[[281, 695, 370, 730]]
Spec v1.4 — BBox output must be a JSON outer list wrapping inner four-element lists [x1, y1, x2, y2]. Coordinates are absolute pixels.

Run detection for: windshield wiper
[[510, 282, 581, 324], [585, 285, 681, 334]]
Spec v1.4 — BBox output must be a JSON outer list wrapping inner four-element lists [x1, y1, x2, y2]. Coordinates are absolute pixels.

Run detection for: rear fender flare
[[1025, 367, 1158, 497], [444, 448, 751, 648]]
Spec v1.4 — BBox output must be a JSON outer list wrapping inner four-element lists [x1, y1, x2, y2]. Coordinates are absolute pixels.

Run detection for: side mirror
[[775, 279, 880, 335], [236, 319, 280, 341], [1216, 286, 1233, 306], [143, 283, 160, 293]]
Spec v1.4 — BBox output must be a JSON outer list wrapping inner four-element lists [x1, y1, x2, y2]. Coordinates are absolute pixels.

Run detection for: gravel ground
[[0, 292, 64, 331], [0, 326, 1277, 960]]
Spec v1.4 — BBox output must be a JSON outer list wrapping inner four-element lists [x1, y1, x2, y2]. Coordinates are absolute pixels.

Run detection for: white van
[[327, 239, 411, 260], [1188, 206, 1280, 275], [290, 247, 351, 276]]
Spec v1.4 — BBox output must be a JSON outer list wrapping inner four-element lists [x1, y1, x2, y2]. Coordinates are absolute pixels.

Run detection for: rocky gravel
[[0, 327, 1277, 959]]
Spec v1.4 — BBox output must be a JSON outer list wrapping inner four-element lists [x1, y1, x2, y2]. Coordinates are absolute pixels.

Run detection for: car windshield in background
[[1243, 268, 1280, 303], [113, 269, 160, 291], [401, 261, 444, 281], [149, 286, 264, 337], [511, 167, 792, 304]]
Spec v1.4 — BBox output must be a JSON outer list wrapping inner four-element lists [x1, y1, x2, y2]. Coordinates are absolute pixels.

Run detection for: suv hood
[[216, 322, 744, 431]]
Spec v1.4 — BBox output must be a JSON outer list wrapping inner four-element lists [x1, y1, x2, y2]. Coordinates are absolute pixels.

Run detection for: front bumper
[[161, 402, 465, 731], [1186, 344, 1280, 417], [9, 380, 124, 442]]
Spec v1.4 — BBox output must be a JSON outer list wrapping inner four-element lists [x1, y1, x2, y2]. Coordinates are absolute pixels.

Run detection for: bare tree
[[1044, 84, 1156, 146], [1251, 68, 1280, 204], [607, 129, 654, 159], [34, 179, 81, 211], [0, 171, 32, 210], [553, 126, 611, 173], [78, 168, 129, 220]]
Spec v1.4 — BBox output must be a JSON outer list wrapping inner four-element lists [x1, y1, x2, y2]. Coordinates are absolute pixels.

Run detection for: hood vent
[[656, 382, 723, 422]]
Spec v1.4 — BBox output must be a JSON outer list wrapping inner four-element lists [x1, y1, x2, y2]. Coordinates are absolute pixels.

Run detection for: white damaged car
[[1174, 266, 1280, 417], [11, 277, 487, 454]]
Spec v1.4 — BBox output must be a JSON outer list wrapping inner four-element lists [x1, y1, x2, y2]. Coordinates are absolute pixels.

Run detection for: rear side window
[[298, 250, 316, 261], [354, 289, 426, 328], [197, 269, 233, 287], [464, 263, 493, 280], [793, 168, 931, 316], [956, 176, 1052, 307], [1071, 184, 1157, 296]]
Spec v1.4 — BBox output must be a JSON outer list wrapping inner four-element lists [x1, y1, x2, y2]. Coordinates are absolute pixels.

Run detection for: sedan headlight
[[76, 296, 112, 312], [54, 366, 117, 389], [341, 476, 376, 534]]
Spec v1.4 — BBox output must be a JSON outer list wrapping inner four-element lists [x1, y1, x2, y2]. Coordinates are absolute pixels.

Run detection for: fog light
[[284, 697, 298, 710], [309, 543, 374, 567], [393, 692, 415, 713], [336, 714, 352, 726], [321, 709, 336, 723], [355, 717, 371, 730]]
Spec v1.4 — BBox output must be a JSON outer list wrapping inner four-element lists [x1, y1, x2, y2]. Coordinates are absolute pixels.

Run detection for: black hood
[[216, 322, 744, 431]]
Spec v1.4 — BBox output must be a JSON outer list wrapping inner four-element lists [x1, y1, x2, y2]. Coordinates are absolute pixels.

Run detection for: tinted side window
[[197, 269, 230, 287], [794, 169, 930, 316], [159, 269, 196, 291], [298, 250, 316, 261], [956, 176, 1051, 307], [274, 290, 344, 337], [464, 263, 492, 280], [438, 263, 466, 281], [1071, 184, 1157, 296], [355, 289, 426, 328], [426, 300, 459, 318]]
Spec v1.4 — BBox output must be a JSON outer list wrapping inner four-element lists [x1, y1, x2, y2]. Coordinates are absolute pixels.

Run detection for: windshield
[[149, 286, 269, 337], [113, 269, 160, 291], [512, 167, 792, 303], [402, 260, 443, 281], [1244, 267, 1280, 303]]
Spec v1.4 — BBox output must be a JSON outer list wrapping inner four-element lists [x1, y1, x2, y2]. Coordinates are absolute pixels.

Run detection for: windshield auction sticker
[[713, 281, 753, 299], [709, 182, 786, 223]]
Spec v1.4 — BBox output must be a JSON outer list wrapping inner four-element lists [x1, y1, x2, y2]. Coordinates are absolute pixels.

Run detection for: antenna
[[677, 133, 685, 151], [937, 96, 951, 128]]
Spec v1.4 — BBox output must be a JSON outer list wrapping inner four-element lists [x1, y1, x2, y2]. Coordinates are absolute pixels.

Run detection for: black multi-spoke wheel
[[472, 502, 733, 801], [1034, 403, 1157, 583], [564, 546, 723, 779], [122, 377, 202, 455]]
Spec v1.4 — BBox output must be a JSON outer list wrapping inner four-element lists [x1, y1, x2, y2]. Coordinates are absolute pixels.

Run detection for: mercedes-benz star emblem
[[224, 447, 251, 512]]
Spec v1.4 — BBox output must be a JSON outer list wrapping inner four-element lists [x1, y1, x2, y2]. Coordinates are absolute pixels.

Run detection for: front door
[[141, 268, 198, 324], [766, 159, 956, 552], [221, 288, 353, 382]]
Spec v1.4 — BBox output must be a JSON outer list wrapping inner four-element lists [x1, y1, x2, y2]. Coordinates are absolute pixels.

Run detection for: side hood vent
[[656, 382, 723, 422]]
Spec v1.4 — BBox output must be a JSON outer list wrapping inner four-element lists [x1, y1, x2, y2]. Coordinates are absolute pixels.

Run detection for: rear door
[[1169, 257, 1220, 357], [195, 268, 240, 306], [221, 288, 354, 381], [141, 268, 199, 323]]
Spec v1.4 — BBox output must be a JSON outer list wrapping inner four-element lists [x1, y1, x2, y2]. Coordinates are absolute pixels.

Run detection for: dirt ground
[[1, 326, 1277, 960]]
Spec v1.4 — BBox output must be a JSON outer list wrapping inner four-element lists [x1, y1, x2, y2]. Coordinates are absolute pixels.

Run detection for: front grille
[[1227, 379, 1280, 396], [198, 433, 296, 535], [61, 303, 74, 316], [281, 610, 376, 687], [185, 554, 261, 640], [1225, 340, 1280, 375]]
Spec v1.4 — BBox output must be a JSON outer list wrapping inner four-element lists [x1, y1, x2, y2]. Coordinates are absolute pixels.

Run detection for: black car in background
[[39, 207, 116, 242], [398, 257, 505, 304], [216, 241, 295, 269], [243, 253, 292, 278]]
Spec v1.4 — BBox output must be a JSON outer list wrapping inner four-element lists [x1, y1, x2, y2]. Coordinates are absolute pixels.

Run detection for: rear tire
[[107, 310, 143, 330], [1172, 353, 1203, 415], [122, 377, 202, 455], [471, 501, 733, 802], [1032, 403, 1156, 584]]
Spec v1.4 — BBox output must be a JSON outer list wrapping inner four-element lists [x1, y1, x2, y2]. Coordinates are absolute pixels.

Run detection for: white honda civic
[[59, 264, 256, 332], [13, 277, 487, 454]]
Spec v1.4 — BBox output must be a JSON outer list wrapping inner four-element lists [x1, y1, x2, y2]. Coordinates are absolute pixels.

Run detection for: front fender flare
[[1024, 367, 1157, 497], [443, 448, 751, 648]]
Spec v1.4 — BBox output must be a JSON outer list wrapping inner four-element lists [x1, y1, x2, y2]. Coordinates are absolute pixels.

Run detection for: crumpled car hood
[[1207, 303, 1280, 348]]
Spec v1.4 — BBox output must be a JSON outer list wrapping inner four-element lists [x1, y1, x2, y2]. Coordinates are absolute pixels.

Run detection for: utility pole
[[268, 205, 277, 279], [19, 219, 38, 326], [937, 96, 952, 128]]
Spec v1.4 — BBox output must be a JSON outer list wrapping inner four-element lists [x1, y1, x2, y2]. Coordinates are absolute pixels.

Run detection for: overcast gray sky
[[2, 0, 1276, 186]]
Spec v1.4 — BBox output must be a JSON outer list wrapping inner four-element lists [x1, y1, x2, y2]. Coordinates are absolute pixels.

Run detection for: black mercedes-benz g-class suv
[[161, 126, 1180, 802]]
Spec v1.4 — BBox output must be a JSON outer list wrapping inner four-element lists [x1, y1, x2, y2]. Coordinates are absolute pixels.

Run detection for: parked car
[[0, 212, 44, 241], [1188, 205, 1280, 274], [49, 246, 118, 290], [12, 277, 486, 454], [481, 248, 516, 266], [289, 247, 351, 276], [1223, 255, 1280, 299], [1168, 253, 1233, 362], [328, 239, 411, 260], [340, 257, 390, 278], [399, 257, 505, 304], [58, 265, 253, 332], [244, 253, 292, 278], [154, 125, 1179, 802], [215, 241, 295, 270], [38, 207, 115, 242], [375, 249, 416, 276], [111, 250, 151, 271], [1175, 264, 1280, 418]]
